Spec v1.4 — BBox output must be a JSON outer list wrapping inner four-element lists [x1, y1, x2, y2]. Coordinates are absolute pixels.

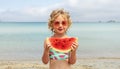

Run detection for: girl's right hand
[[45, 44, 51, 52]]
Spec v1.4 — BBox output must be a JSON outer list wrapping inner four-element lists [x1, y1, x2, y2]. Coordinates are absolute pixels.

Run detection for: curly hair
[[48, 9, 72, 32]]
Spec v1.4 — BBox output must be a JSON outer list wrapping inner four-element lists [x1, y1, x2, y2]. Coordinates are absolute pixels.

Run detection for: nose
[[59, 23, 63, 27]]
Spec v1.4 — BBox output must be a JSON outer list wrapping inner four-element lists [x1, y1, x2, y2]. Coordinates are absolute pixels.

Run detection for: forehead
[[55, 14, 67, 21]]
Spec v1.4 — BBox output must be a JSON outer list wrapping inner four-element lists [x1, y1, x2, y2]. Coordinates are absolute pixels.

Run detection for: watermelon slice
[[47, 37, 77, 52]]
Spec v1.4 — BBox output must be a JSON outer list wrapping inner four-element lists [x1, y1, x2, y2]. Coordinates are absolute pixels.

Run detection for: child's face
[[53, 15, 68, 34]]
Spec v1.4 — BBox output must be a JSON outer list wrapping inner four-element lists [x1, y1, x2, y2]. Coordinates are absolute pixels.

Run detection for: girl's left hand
[[71, 42, 79, 52]]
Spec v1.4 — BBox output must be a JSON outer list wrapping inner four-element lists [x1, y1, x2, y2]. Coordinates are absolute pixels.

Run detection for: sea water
[[0, 22, 120, 60]]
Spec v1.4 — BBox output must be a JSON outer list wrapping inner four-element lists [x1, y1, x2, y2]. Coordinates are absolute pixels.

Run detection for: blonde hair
[[48, 9, 72, 32]]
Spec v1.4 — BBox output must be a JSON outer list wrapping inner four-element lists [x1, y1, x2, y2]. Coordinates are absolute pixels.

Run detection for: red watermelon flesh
[[48, 37, 77, 52]]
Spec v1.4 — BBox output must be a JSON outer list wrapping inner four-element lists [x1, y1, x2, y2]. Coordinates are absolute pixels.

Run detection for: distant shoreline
[[0, 21, 120, 23]]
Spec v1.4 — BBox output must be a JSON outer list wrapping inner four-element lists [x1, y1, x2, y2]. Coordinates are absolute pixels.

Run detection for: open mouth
[[58, 28, 63, 31]]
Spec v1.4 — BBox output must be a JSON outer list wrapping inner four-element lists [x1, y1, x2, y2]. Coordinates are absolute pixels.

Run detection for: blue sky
[[0, 0, 120, 22]]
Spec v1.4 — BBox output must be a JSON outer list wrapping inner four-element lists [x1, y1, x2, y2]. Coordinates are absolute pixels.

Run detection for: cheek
[[52, 25, 58, 31], [53, 25, 57, 29], [64, 26, 69, 30]]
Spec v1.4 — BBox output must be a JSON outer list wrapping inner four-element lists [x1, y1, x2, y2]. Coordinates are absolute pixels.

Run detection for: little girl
[[42, 9, 79, 69]]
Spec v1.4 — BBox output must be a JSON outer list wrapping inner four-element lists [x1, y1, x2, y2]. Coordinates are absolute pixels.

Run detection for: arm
[[68, 51, 77, 64], [68, 42, 78, 64], [42, 39, 51, 64]]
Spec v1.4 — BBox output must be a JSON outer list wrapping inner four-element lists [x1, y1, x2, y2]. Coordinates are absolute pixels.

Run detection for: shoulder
[[43, 37, 49, 48], [44, 37, 51, 44], [44, 37, 49, 43], [67, 36, 78, 39]]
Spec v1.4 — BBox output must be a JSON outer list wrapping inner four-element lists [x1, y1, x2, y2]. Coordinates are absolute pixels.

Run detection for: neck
[[53, 33, 67, 38]]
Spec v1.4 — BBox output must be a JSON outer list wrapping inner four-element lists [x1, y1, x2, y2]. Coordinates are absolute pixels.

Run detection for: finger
[[72, 45, 76, 49], [71, 44, 78, 51], [72, 42, 79, 47], [71, 45, 77, 51], [46, 44, 51, 49], [73, 42, 79, 45], [71, 46, 74, 51]]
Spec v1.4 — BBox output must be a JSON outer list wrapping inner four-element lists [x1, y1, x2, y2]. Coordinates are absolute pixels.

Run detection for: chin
[[55, 30, 66, 34], [57, 32, 65, 34]]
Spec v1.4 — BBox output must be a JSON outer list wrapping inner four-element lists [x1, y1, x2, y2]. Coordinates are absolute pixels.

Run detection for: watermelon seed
[[62, 45, 65, 49]]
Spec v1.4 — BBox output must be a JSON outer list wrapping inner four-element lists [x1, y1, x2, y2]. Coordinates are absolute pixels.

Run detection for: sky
[[0, 0, 120, 22]]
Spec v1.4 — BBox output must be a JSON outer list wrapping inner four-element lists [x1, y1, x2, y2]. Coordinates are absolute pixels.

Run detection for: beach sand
[[0, 58, 120, 69]]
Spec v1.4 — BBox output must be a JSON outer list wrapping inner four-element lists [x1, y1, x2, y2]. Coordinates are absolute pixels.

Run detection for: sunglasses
[[53, 21, 68, 26]]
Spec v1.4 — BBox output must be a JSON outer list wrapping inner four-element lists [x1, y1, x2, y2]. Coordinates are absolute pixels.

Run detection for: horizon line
[[0, 21, 120, 23]]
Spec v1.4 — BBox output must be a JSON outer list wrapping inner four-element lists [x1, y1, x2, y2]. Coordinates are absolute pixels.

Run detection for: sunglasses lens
[[62, 21, 67, 26], [54, 21, 67, 26], [54, 21, 59, 26]]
